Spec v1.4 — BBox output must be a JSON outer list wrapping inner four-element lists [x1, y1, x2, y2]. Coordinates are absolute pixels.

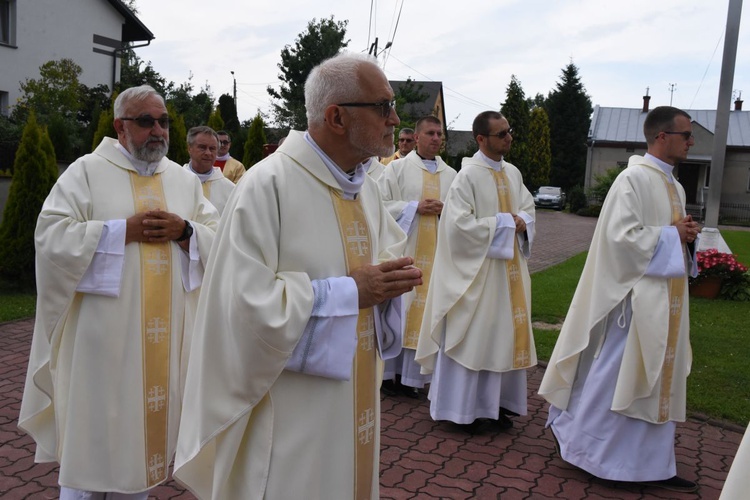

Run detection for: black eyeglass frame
[[337, 99, 397, 118], [481, 128, 514, 140], [659, 131, 694, 141], [120, 115, 170, 129]]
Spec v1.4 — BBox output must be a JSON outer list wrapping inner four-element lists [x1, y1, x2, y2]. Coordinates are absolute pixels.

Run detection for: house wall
[[720, 152, 750, 203], [0, 0, 124, 115]]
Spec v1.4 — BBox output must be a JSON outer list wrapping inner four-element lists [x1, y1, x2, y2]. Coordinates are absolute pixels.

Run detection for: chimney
[[642, 95, 651, 113], [735, 98, 743, 111]]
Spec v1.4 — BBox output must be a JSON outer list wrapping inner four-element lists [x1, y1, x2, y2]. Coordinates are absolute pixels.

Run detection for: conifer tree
[[167, 103, 189, 165], [526, 107, 552, 190], [0, 113, 57, 288], [207, 108, 225, 131], [501, 76, 532, 182], [243, 113, 267, 168], [92, 107, 116, 151], [39, 126, 60, 186]]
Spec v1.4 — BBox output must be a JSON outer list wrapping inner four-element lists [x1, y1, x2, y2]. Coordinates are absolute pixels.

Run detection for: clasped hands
[[126, 210, 188, 247], [350, 256, 423, 309], [675, 215, 701, 244]]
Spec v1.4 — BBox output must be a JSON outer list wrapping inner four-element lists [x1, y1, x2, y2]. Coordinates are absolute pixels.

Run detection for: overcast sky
[[133, 0, 749, 130]]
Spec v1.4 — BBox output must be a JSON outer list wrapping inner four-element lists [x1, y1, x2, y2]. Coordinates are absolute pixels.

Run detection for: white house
[[0, 0, 153, 115]]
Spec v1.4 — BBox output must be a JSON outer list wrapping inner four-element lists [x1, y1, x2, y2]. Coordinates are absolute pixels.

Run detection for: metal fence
[[719, 202, 750, 226]]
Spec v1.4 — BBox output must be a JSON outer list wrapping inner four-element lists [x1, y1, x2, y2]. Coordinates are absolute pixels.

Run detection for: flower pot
[[689, 276, 723, 299]]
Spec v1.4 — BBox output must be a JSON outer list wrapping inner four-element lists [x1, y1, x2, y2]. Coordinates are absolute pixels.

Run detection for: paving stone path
[[0, 211, 744, 499]]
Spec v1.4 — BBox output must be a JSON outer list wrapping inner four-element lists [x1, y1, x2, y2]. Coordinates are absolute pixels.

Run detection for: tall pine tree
[[0, 113, 57, 288], [500, 75, 532, 182], [545, 62, 592, 190], [526, 107, 552, 190], [167, 103, 189, 165], [243, 113, 267, 168]]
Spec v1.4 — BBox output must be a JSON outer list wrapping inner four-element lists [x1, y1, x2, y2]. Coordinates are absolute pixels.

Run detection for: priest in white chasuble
[[173, 53, 422, 500], [19, 85, 219, 499], [184, 126, 235, 215], [415, 111, 536, 429], [539, 106, 702, 493], [378, 115, 457, 397]]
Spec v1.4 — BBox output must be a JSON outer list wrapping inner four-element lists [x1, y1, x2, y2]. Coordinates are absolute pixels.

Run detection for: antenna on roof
[[668, 83, 677, 105]]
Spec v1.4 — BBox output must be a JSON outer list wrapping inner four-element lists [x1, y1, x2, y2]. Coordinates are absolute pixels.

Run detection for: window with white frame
[[0, 0, 16, 46]]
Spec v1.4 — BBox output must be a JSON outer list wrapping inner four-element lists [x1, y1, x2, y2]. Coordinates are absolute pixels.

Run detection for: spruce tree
[[39, 126, 60, 186], [545, 62, 592, 190], [0, 113, 57, 288], [207, 108, 225, 131], [167, 103, 189, 165], [500, 76, 532, 182], [526, 107, 552, 190], [243, 113, 267, 168]]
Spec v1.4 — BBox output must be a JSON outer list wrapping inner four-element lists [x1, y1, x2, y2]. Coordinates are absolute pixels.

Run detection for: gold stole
[[403, 170, 440, 349], [329, 190, 377, 500], [129, 172, 171, 487], [657, 178, 687, 422], [492, 169, 532, 369], [202, 181, 210, 200]]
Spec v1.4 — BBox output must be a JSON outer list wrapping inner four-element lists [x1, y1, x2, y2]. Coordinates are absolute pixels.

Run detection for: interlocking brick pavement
[[0, 211, 744, 499]]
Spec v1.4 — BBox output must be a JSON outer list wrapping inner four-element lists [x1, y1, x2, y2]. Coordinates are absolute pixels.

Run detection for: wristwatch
[[176, 220, 193, 242]]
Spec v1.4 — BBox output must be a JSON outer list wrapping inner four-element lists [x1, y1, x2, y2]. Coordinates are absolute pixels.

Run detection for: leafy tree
[[47, 113, 73, 162], [526, 107, 552, 190], [207, 108, 225, 131], [394, 78, 430, 132], [168, 82, 214, 130], [243, 113, 267, 168], [267, 17, 349, 130], [545, 62, 593, 190], [167, 103, 189, 165], [501, 75, 531, 182], [0, 116, 22, 173], [118, 51, 170, 97], [588, 165, 625, 204], [217, 94, 239, 133], [12, 58, 83, 124], [0, 113, 57, 288]]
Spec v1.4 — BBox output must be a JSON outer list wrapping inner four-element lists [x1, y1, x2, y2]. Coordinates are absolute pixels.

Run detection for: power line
[[383, 0, 405, 69], [689, 31, 724, 109], [367, 0, 375, 51]]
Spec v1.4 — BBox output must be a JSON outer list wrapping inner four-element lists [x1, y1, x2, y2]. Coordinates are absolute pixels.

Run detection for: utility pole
[[668, 83, 676, 105], [230, 70, 237, 114], [704, 0, 743, 228]]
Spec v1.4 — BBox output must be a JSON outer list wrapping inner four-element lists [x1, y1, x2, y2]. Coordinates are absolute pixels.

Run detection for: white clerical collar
[[475, 150, 504, 171], [304, 132, 366, 200], [115, 142, 160, 176], [216, 153, 231, 161], [416, 152, 438, 173], [187, 161, 213, 183], [644, 153, 675, 183]]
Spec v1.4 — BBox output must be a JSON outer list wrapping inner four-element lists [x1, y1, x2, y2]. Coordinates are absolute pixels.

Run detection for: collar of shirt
[[304, 132, 366, 200], [115, 142, 160, 176], [187, 161, 213, 183], [475, 150, 504, 171], [644, 153, 675, 182], [415, 151, 438, 173], [216, 153, 231, 161]]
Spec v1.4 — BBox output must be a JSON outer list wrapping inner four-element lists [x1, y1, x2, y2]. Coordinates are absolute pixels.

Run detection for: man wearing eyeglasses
[[378, 115, 457, 398], [381, 127, 415, 165], [185, 126, 235, 215], [174, 53, 422, 499], [213, 130, 246, 183], [20, 85, 219, 499], [539, 106, 701, 493], [415, 111, 536, 431]]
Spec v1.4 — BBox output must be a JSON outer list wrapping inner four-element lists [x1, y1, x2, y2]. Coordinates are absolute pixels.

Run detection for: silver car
[[533, 186, 566, 210]]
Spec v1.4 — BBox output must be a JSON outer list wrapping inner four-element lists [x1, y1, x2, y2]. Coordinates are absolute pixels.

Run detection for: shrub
[[568, 185, 587, 213]]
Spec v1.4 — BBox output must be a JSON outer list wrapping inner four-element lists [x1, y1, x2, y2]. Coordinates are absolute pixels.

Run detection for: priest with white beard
[[539, 106, 702, 493], [173, 53, 422, 500], [415, 111, 536, 430]]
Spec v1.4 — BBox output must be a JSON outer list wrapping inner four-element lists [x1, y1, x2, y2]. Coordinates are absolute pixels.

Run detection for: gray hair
[[114, 85, 166, 118], [305, 52, 381, 126], [187, 126, 219, 146]]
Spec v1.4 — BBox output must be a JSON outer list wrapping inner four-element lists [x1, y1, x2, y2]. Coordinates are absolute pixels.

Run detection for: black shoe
[[639, 476, 698, 493], [495, 413, 513, 430], [381, 380, 398, 397], [400, 386, 420, 399]]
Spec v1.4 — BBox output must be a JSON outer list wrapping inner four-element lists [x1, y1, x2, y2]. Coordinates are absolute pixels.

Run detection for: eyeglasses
[[660, 131, 694, 141], [337, 99, 396, 118], [482, 128, 513, 139], [120, 115, 170, 129], [219, 140, 231, 146], [398, 137, 414, 143]]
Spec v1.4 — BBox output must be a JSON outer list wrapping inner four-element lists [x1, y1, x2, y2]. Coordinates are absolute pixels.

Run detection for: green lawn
[[531, 229, 750, 425], [0, 290, 36, 323]]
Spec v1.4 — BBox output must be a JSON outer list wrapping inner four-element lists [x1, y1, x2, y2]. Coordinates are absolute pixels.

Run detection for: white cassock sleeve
[[396, 200, 419, 235], [487, 213, 516, 260], [645, 226, 689, 278], [285, 276, 403, 380], [76, 218, 205, 296], [517, 210, 535, 258]]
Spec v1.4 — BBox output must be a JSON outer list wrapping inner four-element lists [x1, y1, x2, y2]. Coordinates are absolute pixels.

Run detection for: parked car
[[533, 186, 566, 210]]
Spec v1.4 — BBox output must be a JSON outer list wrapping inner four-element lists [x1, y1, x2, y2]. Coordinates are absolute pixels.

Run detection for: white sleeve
[[645, 226, 686, 278], [179, 224, 203, 292], [285, 276, 360, 380], [487, 213, 516, 260], [76, 219, 126, 297], [375, 296, 403, 361], [517, 211, 534, 259], [396, 201, 419, 235]]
